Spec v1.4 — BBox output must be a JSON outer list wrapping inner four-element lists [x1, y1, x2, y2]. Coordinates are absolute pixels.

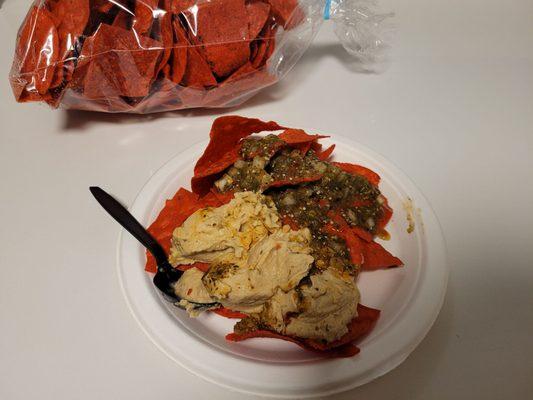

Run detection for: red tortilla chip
[[279, 129, 328, 145], [324, 212, 365, 265], [226, 329, 310, 348], [326, 211, 402, 270], [278, 129, 328, 155], [169, 18, 188, 84], [203, 62, 277, 107], [10, 6, 59, 99], [48, 0, 90, 89], [251, 38, 268, 69], [227, 330, 360, 358], [360, 241, 403, 270], [153, 12, 174, 79], [145, 187, 234, 273], [326, 208, 373, 242], [176, 262, 210, 272], [166, 0, 196, 13], [251, 20, 277, 69], [132, 0, 159, 36], [112, 9, 131, 29], [324, 222, 364, 266], [183, 0, 250, 78], [193, 150, 241, 193], [247, 1, 271, 40], [268, 174, 323, 188], [80, 24, 163, 99], [191, 116, 284, 195], [304, 304, 380, 350], [351, 226, 373, 242], [376, 199, 393, 233], [68, 33, 95, 91], [224, 62, 256, 83], [173, 20, 217, 89], [316, 144, 335, 160], [49, 63, 65, 91], [266, 0, 303, 27], [298, 141, 313, 156], [16, 89, 54, 104], [334, 162, 381, 186], [263, 24, 278, 60], [49, 0, 89, 35], [197, 190, 231, 208], [85, 0, 130, 35], [226, 304, 379, 357], [250, 40, 259, 60], [145, 188, 202, 273], [92, 0, 114, 14], [310, 141, 322, 153], [162, 63, 171, 79], [207, 189, 235, 205], [214, 308, 248, 319]]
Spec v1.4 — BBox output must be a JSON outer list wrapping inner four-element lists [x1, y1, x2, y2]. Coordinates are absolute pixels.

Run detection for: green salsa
[[214, 136, 386, 275]]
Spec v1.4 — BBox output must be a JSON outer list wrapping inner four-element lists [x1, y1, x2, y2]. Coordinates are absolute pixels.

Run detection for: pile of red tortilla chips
[[144, 116, 402, 357], [9, 0, 302, 113]]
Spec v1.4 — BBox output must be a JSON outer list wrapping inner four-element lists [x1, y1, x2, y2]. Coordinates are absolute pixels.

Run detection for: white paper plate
[[117, 134, 448, 398]]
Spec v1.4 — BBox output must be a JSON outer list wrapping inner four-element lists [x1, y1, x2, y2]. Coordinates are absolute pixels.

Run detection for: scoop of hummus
[[284, 269, 359, 342], [201, 228, 314, 313], [169, 191, 281, 266]]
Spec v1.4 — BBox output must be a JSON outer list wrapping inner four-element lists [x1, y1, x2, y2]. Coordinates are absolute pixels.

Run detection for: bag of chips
[[9, 0, 391, 113]]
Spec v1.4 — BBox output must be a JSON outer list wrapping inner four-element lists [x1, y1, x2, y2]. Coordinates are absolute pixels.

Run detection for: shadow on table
[[60, 42, 387, 132], [315, 285, 455, 400]]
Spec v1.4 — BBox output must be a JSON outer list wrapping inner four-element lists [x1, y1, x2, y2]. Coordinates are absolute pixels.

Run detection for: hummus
[[170, 191, 360, 343], [284, 269, 359, 342], [173, 227, 314, 314], [173, 268, 213, 304], [202, 228, 313, 313], [257, 269, 359, 342], [170, 191, 281, 266]]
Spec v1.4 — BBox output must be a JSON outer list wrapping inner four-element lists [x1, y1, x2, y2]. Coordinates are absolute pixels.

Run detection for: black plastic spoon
[[89, 186, 183, 301]]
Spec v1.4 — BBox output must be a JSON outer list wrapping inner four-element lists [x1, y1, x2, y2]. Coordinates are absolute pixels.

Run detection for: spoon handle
[[89, 186, 167, 265]]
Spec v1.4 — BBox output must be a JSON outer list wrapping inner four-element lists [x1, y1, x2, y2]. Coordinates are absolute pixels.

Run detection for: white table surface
[[1, 0, 532, 398]]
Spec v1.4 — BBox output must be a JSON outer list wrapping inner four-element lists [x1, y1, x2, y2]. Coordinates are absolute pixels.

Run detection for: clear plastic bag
[[9, 0, 391, 113]]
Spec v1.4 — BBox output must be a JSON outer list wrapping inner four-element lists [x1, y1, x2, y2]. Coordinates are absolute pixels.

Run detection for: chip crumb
[[403, 198, 416, 234]]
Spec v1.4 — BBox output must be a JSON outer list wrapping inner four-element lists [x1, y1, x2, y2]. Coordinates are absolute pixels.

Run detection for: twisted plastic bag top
[[9, 0, 392, 113], [327, 0, 393, 63]]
